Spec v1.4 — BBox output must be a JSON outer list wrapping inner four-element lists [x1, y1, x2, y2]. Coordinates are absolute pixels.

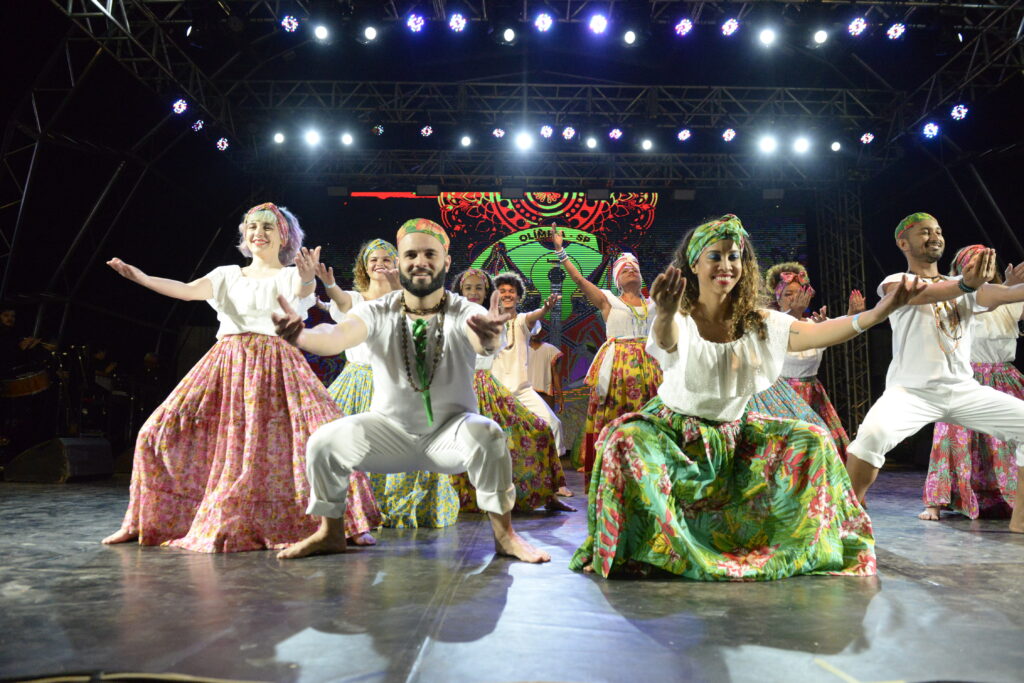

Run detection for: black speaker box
[[3, 437, 113, 483]]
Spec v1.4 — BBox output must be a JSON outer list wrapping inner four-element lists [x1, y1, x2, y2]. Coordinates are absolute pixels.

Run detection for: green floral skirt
[[570, 397, 876, 580]]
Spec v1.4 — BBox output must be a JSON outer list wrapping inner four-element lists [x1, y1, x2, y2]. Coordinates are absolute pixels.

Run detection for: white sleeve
[[329, 290, 363, 323], [202, 266, 233, 310], [877, 273, 906, 298], [350, 298, 380, 339], [763, 309, 798, 360], [645, 312, 682, 369]]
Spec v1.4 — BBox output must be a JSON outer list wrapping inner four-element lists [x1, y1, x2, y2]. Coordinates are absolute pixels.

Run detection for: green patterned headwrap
[[686, 214, 749, 267], [396, 218, 450, 251], [895, 212, 936, 241], [360, 238, 398, 266]]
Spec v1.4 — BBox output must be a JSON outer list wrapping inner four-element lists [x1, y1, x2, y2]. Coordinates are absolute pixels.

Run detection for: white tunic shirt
[[350, 291, 489, 435], [780, 347, 824, 379], [204, 265, 314, 339], [329, 291, 373, 365], [879, 273, 984, 389], [492, 312, 534, 393], [528, 342, 563, 394], [646, 309, 794, 422], [971, 302, 1023, 364], [602, 289, 655, 339]]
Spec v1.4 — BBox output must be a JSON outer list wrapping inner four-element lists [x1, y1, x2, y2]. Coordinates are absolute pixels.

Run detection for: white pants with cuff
[[848, 382, 1024, 468], [305, 412, 516, 518], [512, 386, 565, 454]]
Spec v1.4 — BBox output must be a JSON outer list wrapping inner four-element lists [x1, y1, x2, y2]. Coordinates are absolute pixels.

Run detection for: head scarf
[[950, 244, 986, 276], [894, 212, 937, 241], [611, 253, 640, 289], [396, 218, 450, 251], [686, 214, 749, 268], [773, 270, 809, 301], [360, 238, 398, 266], [244, 202, 291, 247]]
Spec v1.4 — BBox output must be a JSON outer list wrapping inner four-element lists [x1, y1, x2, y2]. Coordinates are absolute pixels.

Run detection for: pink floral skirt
[[118, 333, 380, 552], [923, 361, 1022, 518], [784, 376, 850, 461]]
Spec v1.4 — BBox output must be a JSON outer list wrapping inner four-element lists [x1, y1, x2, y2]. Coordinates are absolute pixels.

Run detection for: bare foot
[[917, 506, 941, 521], [556, 486, 574, 498], [576, 466, 584, 473], [349, 531, 376, 546], [277, 529, 347, 560], [101, 529, 137, 545], [583, 563, 595, 573], [545, 496, 577, 512], [493, 531, 551, 563]]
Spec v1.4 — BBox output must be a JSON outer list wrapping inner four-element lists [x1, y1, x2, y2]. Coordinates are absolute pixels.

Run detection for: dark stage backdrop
[[303, 192, 811, 387]]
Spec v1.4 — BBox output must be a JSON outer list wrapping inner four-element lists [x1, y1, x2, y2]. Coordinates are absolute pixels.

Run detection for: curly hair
[[493, 271, 526, 299], [670, 225, 768, 340], [763, 261, 809, 309], [350, 240, 397, 293], [452, 267, 495, 302], [236, 206, 304, 266]]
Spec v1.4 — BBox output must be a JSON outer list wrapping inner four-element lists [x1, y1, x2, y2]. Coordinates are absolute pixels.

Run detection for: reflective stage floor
[[1, 469, 1022, 683]]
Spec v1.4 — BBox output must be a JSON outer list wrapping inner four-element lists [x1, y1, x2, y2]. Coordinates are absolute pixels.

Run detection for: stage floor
[[1, 469, 1022, 683]]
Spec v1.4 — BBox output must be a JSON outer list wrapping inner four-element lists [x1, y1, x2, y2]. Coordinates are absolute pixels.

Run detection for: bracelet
[[554, 248, 568, 262], [957, 279, 976, 293], [302, 279, 315, 287], [851, 312, 865, 334], [324, 282, 337, 289]]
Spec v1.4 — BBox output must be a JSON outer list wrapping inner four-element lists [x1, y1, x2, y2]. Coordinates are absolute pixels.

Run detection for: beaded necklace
[[504, 317, 517, 350], [619, 294, 649, 337], [399, 292, 447, 393], [915, 274, 964, 353]]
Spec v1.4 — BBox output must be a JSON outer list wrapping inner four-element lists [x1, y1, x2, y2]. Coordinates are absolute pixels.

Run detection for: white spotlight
[[273, 132, 285, 144], [641, 138, 653, 151], [813, 30, 828, 45], [759, 28, 777, 46], [585, 136, 597, 149], [304, 130, 321, 146], [313, 25, 329, 41], [515, 131, 533, 151], [363, 26, 378, 42], [758, 135, 778, 154], [793, 137, 811, 154], [830, 141, 841, 152], [503, 28, 516, 43], [624, 30, 637, 45], [340, 133, 353, 146], [460, 135, 472, 147]]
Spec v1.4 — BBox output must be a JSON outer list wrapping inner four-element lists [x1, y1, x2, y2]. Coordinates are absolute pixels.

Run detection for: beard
[[912, 242, 944, 264], [400, 266, 448, 297]]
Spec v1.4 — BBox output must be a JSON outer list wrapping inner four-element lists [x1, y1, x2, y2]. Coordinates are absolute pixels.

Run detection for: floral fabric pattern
[[570, 397, 875, 580], [784, 377, 851, 461]]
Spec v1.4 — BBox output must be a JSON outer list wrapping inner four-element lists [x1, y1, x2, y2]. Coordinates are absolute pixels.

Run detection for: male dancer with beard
[[845, 213, 1024, 533], [272, 218, 550, 561]]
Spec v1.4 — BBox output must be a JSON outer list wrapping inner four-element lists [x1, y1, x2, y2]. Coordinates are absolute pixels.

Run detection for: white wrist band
[[324, 282, 337, 289], [851, 312, 865, 334]]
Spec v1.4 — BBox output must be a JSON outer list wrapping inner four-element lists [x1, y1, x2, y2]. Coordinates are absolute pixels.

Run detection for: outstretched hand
[[847, 289, 866, 315], [271, 295, 305, 346], [551, 228, 564, 250], [650, 266, 686, 313], [315, 262, 336, 287], [1004, 262, 1024, 287], [810, 306, 829, 323], [107, 258, 146, 285], [382, 267, 401, 291], [962, 248, 996, 289], [876, 274, 927, 316], [788, 285, 815, 316], [540, 293, 561, 313], [467, 290, 515, 349], [295, 246, 322, 283]]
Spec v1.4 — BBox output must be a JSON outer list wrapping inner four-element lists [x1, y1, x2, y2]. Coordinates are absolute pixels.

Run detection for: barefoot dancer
[[571, 214, 921, 579], [921, 246, 1024, 520], [273, 219, 551, 561], [103, 203, 380, 552], [320, 239, 460, 529], [450, 268, 574, 512], [550, 230, 663, 483], [844, 213, 1024, 534]]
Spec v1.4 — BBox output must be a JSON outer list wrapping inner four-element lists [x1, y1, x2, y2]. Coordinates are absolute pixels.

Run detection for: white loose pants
[[848, 381, 1024, 468], [512, 385, 565, 454], [305, 412, 516, 518]]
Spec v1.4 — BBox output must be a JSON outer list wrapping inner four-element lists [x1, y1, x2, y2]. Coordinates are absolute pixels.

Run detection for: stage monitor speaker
[[3, 437, 113, 483]]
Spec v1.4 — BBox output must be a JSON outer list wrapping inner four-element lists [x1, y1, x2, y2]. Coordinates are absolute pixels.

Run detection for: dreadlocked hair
[[671, 225, 768, 341], [452, 267, 495, 302], [763, 261, 809, 310]]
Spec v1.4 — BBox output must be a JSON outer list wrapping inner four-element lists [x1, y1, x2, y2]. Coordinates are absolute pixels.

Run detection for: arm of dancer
[[977, 281, 1024, 309], [293, 246, 320, 299], [881, 248, 995, 304], [466, 291, 514, 355], [551, 351, 564, 412], [315, 262, 355, 312], [106, 258, 213, 300], [524, 293, 560, 328], [787, 275, 927, 352], [551, 229, 612, 317], [648, 266, 685, 353], [272, 295, 367, 356]]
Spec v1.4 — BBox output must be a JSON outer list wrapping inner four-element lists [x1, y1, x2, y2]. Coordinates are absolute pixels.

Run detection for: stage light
[[589, 15, 608, 35], [172, 99, 188, 115], [641, 139, 653, 151], [535, 12, 553, 33], [191, 120, 204, 132], [758, 28, 776, 46], [793, 137, 811, 154], [758, 135, 778, 154], [494, 26, 517, 45], [313, 24, 329, 41], [624, 30, 638, 45], [540, 125, 554, 139], [831, 141, 841, 152], [371, 124, 384, 136], [273, 132, 285, 144], [341, 133, 353, 145], [515, 131, 534, 151], [813, 30, 828, 45], [860, 132, 875, 144], [304, 130, 321, 146], [848, 18, 868, 37], [585, 136, 598, 149], [957, 32, 964, 42], [216, 137, 229, 151], [951, 104, 969, 120], [923, 122, 940, 139], [492, 128, 505, 138], [562, 126, 576, 140], [281, 15, 299, 33], [449, 13, 467, 33], [722, 19, 739, 37], [886, 23, 905, 40], [609, 128, 623, 140], [460, 135, 472, 147], [722, 128, 736, 142], [356, 25, 378, 44], [677, 129, 692, 142], [407, 14, 425, 33], [420, 126, 433, 137], [675, 19, 693, 37], [186, 25, 192, 38]]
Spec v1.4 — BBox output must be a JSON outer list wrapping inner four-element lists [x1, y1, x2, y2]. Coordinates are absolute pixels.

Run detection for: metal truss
[[816, 187, 872, 430]]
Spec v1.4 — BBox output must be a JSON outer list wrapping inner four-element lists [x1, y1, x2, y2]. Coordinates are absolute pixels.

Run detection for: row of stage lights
[[169, 99, 970, 152], [278, 12, 933, 48]]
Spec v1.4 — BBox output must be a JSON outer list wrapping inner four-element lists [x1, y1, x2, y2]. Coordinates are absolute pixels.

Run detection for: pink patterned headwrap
[[611, 253, 640, 288], [773, 270, 809, 301], [244, 202, 291, 247], [950, 244, 987, 276]]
